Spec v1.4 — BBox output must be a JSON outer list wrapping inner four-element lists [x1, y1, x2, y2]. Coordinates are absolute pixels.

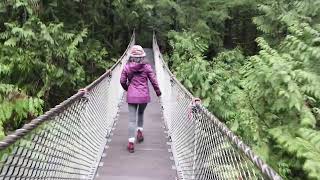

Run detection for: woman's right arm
[[120, 67, 128, 91]]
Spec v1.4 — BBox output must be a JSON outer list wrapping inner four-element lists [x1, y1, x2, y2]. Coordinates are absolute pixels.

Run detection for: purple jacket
[[120, 62, 161, 104]]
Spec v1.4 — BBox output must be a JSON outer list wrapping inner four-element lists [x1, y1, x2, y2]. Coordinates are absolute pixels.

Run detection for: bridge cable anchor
[[188, 98, 202, 120], [78, 88, 89, 101]]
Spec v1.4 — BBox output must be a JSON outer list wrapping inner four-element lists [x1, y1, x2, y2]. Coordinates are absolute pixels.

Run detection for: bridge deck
[[95, 49, 177, 180]]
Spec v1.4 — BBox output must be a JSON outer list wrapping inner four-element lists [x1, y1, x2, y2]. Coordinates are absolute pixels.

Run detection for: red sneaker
[[127, 142, 134, 153], [137, 130, 144, 143]]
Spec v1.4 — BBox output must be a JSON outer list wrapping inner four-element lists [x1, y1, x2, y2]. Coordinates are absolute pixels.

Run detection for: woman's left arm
[[146, 64, 162, 96]]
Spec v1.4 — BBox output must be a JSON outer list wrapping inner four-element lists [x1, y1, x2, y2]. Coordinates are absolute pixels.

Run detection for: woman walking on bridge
[[120, 45, 162, 153]]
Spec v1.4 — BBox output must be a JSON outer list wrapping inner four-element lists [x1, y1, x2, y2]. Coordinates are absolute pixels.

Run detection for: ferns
[[0, 84, 43, 134], [168, 0, 320, 177], [0, 1, 108, 137], [270, 127, 320, 179]]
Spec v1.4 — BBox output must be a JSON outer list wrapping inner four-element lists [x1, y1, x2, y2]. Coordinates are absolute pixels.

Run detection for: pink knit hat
[[130, 45, 146, 58]]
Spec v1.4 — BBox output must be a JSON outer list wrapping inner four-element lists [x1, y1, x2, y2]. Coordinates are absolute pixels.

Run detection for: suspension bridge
[[0, 32, 282, 180]]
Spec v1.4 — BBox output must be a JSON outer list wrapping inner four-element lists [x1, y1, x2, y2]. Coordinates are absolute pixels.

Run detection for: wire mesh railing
[[0, 32, 135, 180], [153, 33, 282, 180]]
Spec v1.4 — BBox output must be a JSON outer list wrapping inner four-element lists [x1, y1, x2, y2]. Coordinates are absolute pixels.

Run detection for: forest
[[0, 0, 320, 179]]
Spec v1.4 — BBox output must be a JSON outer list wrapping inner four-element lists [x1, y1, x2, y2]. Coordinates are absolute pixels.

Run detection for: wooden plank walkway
[[95, 49, 177, 180]]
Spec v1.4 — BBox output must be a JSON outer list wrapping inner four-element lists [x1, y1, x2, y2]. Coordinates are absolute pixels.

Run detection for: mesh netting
[[153, 34, 281, 180], [0, 33, 135, 180]]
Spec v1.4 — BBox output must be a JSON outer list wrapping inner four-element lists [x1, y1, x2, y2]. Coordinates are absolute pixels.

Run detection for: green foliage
[[0, 0, 108, 135], [167, 31, 208, 69], [1, 0, 320, 179], [168, 32, 263, 149], [167, 1, 320, 177], [1, 17, 94, 100], [243, 37, 320, 178], [270, 127, 320, 179], [0, 84, 43, 133]]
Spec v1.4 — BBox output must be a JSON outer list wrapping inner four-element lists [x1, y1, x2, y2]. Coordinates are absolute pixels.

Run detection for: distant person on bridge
[[120, 45, 162, 153]]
